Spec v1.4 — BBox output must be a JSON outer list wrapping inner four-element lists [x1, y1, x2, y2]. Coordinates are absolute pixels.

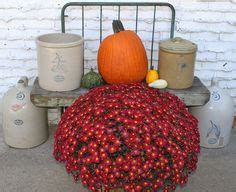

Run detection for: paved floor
[[0, 125, 235, 192]]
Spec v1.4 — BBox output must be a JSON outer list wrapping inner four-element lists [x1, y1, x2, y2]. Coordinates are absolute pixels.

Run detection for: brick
[[190, 32, 219, 41], [0, 40, 7, 48], [178, 10, 225, 23], [0, 9, 22, 22], [220, 33, 236, 42], [181, 21, 236, 33], [195, 61, 202, 70], [0, 20, 55, 31], [24, 40, 36, 50], [195, 43, 205, 52], [0, 40, 25, 49], [139, 31, 161, 42], [0, 2, 18, 9], [197, 51, 217, 62], [195, 69, 215, 81], [84, 40, 100, 52], [7, 30, 28, 40], [219, 80, 236, 89], [139, 20, 171, 32], [217, 51, 236, 62], [0, 30, 9, 40], [84, 59, 97, 71], [225, 12, 236, 23], [178, 2, 210, 11], [199, 61, 236, 72], [0, 49, 10, 59], [22, 59, 37, 69], [0, 9, 59, 22], [16, 0, 55, 11], [0, 59, 25, 69], [219, 62, 236, 71], [197, 61, 220, 70], [144, 40, 159, 52], [24, 68, 38, 77], [14, 20, 54, 30], [0, 68, 28, 78], [83, 30, 100, 41], [208, 2, 234, 12], [203, 42, 233, 52], [84, 49, 96, 61], [9, 49, 36, 60], [0, 76, 20, 86], [216, 71, 236, 80], [24, 9, 59, 20], [230, 89, 236, 97], [7, 29, 56, 40]]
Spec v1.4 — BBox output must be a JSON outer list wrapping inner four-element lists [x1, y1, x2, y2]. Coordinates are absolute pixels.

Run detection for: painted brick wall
[[0, 0, 236, 115]]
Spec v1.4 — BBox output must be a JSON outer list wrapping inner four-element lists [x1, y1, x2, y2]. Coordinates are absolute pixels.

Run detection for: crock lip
[[36, 33, 83, 48]]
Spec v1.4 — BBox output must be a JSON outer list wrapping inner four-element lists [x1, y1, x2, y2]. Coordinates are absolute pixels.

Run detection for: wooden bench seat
[[30, 76, 210, 108]]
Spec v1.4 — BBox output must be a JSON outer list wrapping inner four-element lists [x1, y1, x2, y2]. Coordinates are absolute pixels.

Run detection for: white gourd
[[148, 79, 168, 89]]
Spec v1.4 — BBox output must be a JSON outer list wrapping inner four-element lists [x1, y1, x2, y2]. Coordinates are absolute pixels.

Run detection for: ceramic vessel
[[158, 37, 197, 89], [37, 33, 84, 91], [190, 78, 234, 148], [2, 77, 48, 148]]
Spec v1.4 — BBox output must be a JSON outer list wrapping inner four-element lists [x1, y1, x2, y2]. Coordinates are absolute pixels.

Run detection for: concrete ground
[[0, 125, 235, 192]]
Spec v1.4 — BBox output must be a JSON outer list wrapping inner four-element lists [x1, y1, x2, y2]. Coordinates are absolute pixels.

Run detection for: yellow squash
[[145, 68, 159, 84]]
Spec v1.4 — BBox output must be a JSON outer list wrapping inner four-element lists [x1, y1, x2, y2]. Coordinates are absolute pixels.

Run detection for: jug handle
[[18, 76, 28, 87]]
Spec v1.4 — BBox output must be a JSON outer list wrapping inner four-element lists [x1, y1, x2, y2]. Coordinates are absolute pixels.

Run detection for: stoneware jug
[[2, 76, 48, 148], [190, 78, 234, 148]]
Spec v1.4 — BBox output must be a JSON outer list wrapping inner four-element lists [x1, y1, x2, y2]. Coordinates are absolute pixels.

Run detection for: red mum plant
[[53, 83, 200, 192]]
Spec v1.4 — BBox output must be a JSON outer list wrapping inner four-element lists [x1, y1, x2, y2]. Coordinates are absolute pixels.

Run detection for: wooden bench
[[30, 76, 210, 110]]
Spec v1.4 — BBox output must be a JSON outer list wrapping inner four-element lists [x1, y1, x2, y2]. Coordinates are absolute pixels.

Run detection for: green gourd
[[81, 68, 103, 89]]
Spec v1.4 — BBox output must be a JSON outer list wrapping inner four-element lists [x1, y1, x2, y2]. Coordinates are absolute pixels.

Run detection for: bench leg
[[59, 107, 67, 117]]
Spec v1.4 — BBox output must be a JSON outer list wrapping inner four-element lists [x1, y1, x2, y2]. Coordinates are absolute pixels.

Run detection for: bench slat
[[30, 76, 210, 107]]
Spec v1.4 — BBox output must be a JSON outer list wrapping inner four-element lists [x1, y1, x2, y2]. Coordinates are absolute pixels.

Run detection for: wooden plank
[[30, 76, 210, 107], [30, 78, 88, 107]]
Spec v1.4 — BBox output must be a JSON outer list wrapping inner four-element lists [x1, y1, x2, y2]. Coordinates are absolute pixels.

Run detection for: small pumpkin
[[81, 68, 103, 89], [146, 67, 159, 84], [97, 20, 148, 84]]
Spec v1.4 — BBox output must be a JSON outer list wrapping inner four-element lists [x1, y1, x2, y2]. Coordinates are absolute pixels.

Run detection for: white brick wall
[[0, 0, 236, 115]]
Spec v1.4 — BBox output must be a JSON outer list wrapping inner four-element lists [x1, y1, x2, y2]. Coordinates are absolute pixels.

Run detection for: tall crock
[[158, 37, 197, 89], [36, 33, 84, 91]]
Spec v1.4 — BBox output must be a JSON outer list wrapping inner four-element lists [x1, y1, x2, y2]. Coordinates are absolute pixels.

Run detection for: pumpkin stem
[[112, 20, 125, 33]]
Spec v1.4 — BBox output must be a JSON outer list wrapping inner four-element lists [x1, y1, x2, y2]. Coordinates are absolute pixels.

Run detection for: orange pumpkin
[[97, 20, 148, 84]]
